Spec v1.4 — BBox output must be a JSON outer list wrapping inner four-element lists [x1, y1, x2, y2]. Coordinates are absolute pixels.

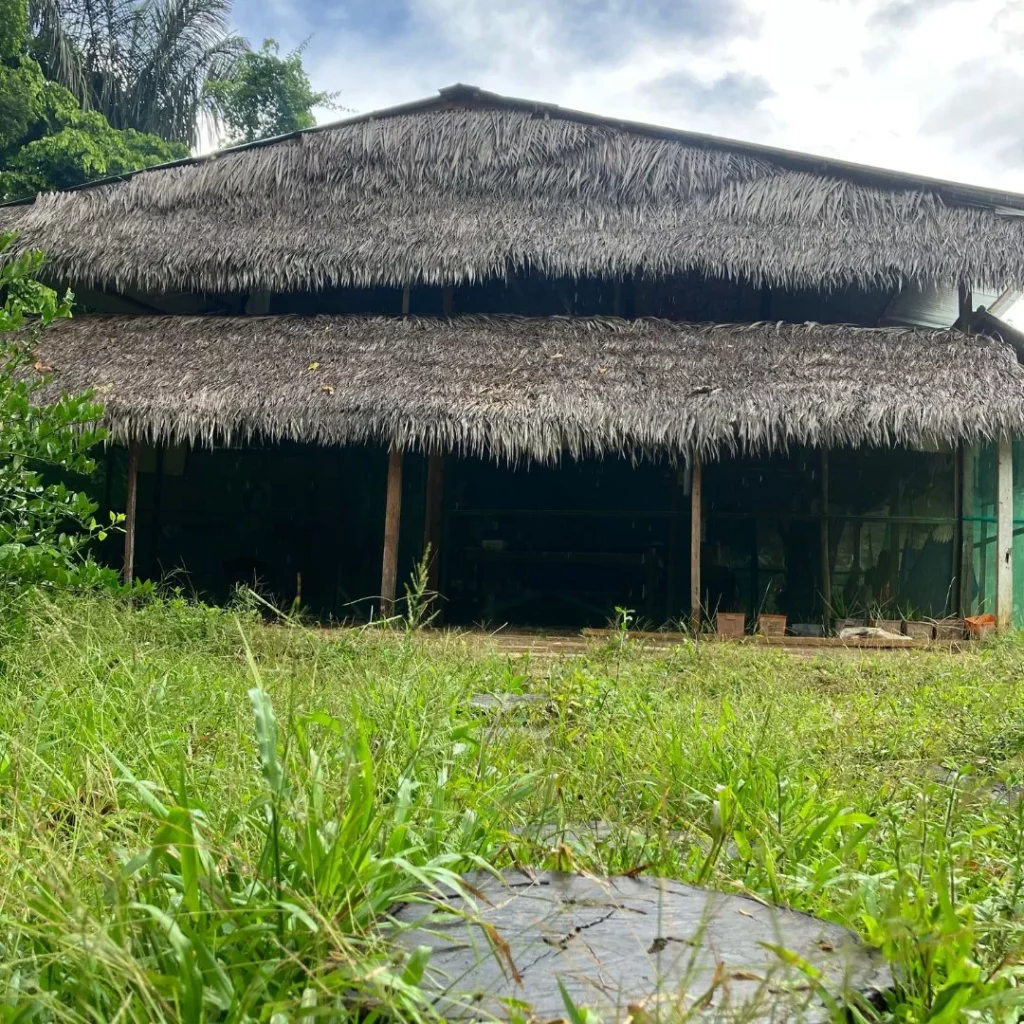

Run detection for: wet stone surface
[[469, 692, 549, 711], [394, 870, 891, 1021], [510, 819, 686, 848], [928, 765, 1024, 804]]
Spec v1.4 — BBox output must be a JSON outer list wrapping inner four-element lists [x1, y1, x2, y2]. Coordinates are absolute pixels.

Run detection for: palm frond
[[28, 0, 244, 145], [29, 0, 88, 103]]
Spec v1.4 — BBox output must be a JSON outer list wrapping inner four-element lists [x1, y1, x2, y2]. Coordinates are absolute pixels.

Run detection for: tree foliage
[[0, 0, 185, 201], [29, 0, 246, 147], [0, 0, 29, 62], [205, 38, 334, 144], [0, 233, 118, 592]]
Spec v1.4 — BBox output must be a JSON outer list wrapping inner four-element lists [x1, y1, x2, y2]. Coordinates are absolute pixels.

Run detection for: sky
[[229, 0, 1024, 194]]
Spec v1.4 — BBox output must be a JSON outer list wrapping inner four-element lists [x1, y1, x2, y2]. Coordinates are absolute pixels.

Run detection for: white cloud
[[234, 0, 1024, 193]]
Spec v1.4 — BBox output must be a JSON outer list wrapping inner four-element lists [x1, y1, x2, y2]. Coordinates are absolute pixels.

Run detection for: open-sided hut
[[5, 84, 1024, 632]]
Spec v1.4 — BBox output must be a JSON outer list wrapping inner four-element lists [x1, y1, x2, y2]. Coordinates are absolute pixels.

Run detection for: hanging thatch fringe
[[32, 314, 1024, 461], [5, 93, 1024, 294]]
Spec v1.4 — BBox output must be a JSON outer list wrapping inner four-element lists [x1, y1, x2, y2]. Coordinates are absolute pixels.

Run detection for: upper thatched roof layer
[[6, 85, 1024, 295], [33, 314, 1024, 461]]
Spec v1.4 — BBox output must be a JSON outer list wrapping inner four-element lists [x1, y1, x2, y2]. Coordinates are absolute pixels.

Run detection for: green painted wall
[[964, 441, 1024, 626]]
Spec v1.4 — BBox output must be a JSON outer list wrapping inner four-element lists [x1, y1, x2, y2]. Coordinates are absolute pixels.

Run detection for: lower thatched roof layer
[[34, 314, 1024, 461]]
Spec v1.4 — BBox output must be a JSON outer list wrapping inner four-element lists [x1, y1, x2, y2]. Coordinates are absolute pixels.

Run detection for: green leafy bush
[[204, 38, 336, 144], [0, 233, 119, 593], [0, 0, 186, 202]]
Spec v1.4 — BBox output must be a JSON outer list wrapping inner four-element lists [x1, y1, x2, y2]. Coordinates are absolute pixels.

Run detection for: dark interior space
[[439, 456, 686, 628], [703, 446, 957, 628], [72, 268, 898, 328], [93, 438, 959, 629], [99, 442, 402, 617]]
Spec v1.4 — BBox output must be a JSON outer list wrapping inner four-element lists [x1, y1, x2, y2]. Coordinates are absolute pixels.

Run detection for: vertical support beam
[[423, 453, 445, 594], [958, 281, 973, 333], [123, 440, 139, 585], [690, 457, 702, 633], [997, 434, 1014, 631], [820, 448, 831, 619], [441, 286, 453, 317], [975, 446, 991, 612], [149, 444, 165, 580], [401, 284, 411, 317], [960, 445, 977, 616], [380, 446, 404, 616], [953, 444, 964, 617]]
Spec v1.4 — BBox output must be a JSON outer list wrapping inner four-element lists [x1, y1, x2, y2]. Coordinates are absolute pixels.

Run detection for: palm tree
[[30, 0, 246, 147]]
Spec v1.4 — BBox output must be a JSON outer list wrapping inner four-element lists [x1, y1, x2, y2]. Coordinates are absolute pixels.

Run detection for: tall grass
[[1, 592, 1023, 1019]]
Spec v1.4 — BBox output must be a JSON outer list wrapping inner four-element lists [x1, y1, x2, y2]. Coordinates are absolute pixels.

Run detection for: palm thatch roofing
[[6, 84, 1024, 295], [32, 314, 1024, 461]]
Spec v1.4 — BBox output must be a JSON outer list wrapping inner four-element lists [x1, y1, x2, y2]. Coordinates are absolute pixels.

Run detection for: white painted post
[[997, 435, 1014, 631]]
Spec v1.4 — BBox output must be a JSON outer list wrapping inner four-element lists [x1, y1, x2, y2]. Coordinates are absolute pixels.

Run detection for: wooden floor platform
[[316, 624, 970, 659], [449, 628, 969, 659]]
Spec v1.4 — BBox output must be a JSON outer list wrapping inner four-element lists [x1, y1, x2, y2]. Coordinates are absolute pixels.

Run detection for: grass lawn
[[1, 593, 1023, 1020]]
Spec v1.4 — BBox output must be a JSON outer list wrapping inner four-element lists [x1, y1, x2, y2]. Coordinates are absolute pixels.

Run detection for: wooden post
[[401, 284, 411, 317], [953, 444, 965, 616], [958, 282, 973, 333], [690, 457, 702, 633], [820, 449, 831, 619], [997, 434, 1014, 631], [441, 286, 453, 317], [149, 445, 164, 580], [380, 446, 404, 616], [123, 440, 139, 585], [973, 444, 990, 612], [423, 453, 445, 593]]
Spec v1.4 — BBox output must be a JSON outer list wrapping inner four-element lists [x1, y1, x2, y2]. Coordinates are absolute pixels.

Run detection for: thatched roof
[[32, 314, 1024, 461], [6, 84, 1024, 295]]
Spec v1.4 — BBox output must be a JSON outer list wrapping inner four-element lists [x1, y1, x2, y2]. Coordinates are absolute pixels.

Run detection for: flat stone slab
[[929, 764, 1023, 803], [394, 870, 891, 1021], [469, 693, 549, 711], [511, 820, 686, 847]]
